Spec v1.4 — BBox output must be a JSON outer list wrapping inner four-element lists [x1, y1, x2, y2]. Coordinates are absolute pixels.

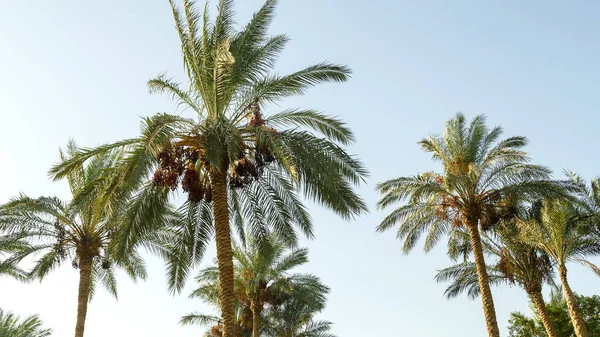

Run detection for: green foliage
[[518, 198, 600, 277], [262, 298, 336, 337], [436, 218, 555, 300], [0, 309, 51, 337], [0, 143, 152, 299], [48, 0, 367, 294], [376, 112, 570, 254], [183, 234, 333, 337], [508, 291, 600, 337]]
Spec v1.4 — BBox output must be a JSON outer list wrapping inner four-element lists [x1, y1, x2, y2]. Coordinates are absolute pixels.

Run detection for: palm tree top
[[0, 143, 147, 296], [376, 112, 573, 253], [518, 198, 600, 276]]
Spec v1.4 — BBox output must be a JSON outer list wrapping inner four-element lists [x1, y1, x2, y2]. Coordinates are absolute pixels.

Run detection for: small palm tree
[[376, 113, 568, 337], [436, 224, 559, 337], [263, 298, 335, 337], [0, 145, 148, 337], [0, 309, 51, 337], [50, 1, 367, 336], [519, 199, 600, 337], [181, 301, 248, 337], [185, 235, 329, 337]]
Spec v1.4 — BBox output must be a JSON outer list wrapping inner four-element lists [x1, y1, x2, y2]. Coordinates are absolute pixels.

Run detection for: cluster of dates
[[153, 104, 276, 202]]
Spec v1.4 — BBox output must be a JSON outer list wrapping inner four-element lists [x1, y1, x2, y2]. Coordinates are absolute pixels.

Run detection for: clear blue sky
[[1, 1, 599, 336]]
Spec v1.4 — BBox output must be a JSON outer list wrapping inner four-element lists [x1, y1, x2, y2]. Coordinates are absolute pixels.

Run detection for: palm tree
[[185, 235, 329, 337], [0, 145, 148, 337], [263, 298, 335, 337], [435, 224, 559, 337], [0, 309, 51, 337], [49, 1, 367, 335], [376, 113, 568, 337], [519, 199, 600, 337]]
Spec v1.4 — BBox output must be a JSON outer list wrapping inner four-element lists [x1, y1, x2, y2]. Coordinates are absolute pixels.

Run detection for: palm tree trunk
[[559, 264, 588, 337], [529, 290, 558, 337], [74, 256, 93, 337], [251, 301, 261, 337], [212, 172, 236, 337], [466, 221, 500, 337]]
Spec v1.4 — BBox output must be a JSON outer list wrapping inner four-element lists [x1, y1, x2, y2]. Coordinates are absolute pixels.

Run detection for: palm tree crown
[[184, 235, 329, 337], [376, 113, 568, 337], [377, 113, 564, 251]]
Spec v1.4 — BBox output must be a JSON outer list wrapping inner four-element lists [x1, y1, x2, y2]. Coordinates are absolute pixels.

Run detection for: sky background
[[1, 1, 600, 336]]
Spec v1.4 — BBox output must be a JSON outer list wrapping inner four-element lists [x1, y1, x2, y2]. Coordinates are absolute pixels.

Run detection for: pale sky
[[1, 1, 599, 336]]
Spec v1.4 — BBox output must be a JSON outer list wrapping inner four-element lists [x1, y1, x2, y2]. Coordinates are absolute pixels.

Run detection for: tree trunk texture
[[559, 265, 588, 337], [529, 290, 559, 337], [251, 301, 261, 337], [467, 221, 501, 337], [213, 173, 236, 337], [74, 256, 93, 337]]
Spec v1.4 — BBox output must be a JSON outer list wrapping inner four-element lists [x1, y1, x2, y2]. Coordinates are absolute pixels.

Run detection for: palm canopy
[[48, 0, 367, 293], [376, 112, 571, 253], [0, 143, 147, 298], [231, 236, 329, 310], [0, 309, 51, 337], [262, 298, 335, 337], [435, 225, 555, 299], [518, 199, 600, 277], [184, 235, 329, 336]]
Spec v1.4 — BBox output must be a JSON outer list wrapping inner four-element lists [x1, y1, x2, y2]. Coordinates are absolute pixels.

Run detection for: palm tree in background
[[519, 199, 600, 337], [436, 223, 559, 337], [376, 113, 570, 337], [262, 298, 335, 337], [49, 1, 367, 336], [183, 235, 329, 337], [0, 309, 51, 337], [0, 144, 148, 337]]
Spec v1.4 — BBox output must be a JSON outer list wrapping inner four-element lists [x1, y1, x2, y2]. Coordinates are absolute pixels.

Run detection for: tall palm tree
[[49, 1, 367, 335], [519, 199, 600, 337], [185, 235, 329, 337], [376, 113, 568, 337], [436, 225, 559, 337], [0, 309, 51, 337], [0, 145, 148, 337]]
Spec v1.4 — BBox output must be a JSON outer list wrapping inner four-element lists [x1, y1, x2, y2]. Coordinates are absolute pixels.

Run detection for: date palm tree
[[436, 223, 559, 337], [263, 298, 335, 337], [519, 199, 600, 337], [0, 144, 148, 337], [0, 309, 51, 337], [49, 1, 367, 336], [184, 235, 329, 337], [376, 113, 569, 337]]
